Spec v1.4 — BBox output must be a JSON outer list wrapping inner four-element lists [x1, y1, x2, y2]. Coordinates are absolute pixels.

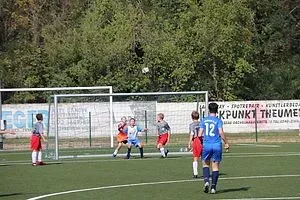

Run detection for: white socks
[[38, 151, 42, 162], [193, 161, 198, 176], [32, 151, 37, 164], [113, 149, 118, 155], [160, 148, 165, 157]]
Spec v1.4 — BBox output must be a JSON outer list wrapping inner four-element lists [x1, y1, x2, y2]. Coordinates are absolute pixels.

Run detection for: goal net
[[48, 91, 208, 160]]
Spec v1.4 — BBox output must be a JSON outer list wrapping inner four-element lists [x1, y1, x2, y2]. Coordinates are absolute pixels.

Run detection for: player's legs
[[192, 156, 199, 178], [113, 142, 123, 157], [137, 143, 144, 158], [210, 143, 222, 193], [157, 134, 168, 158], [202, 143, 213, 193], [32, 150, 38, 165], [157, 142, 165, 157], [126, 141, 133, 159], [192, 138, 201, 178], [202, 160, 211, 193], [31, 135, 41, 165]]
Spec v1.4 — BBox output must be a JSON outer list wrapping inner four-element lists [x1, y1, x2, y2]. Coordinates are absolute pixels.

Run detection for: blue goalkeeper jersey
[[126, 125, 142, 140], [200, 116, 223, 144]]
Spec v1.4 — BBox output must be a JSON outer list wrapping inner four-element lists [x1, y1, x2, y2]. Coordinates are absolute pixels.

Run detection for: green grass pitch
[[1, 143, 300, 200]]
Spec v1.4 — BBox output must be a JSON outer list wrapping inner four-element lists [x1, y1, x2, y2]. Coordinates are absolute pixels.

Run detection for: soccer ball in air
[[142, 67, 149, 74]]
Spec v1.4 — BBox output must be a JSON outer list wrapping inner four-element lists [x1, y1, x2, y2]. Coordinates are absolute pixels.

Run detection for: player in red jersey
[[156, 113, 171, 158], [188, 111, 203, 178], [31, 113, 47, 166], [113, 117, 128, 157]]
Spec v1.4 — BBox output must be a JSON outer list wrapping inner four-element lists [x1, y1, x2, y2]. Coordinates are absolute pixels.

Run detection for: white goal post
[[52, 91, 209, 160]]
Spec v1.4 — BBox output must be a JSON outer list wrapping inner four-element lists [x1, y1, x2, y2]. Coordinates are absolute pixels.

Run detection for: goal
[[48, 91, 209, 160]]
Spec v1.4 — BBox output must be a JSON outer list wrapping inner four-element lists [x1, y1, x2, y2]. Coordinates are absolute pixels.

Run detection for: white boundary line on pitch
[[235, 144, 280, 148], [220, 197, 300, 200], [27, 174, 300, 200], [1, 152, 300, 166]]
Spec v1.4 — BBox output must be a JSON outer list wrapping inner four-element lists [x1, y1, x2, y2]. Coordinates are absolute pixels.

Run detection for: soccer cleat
[[203, 182, 210, 193], [210, 189, 216, 194], [112, 154, 117, 158], [32, 163, 37, 166], [165, 149, 169, 157], [192, 175, 198, 179]]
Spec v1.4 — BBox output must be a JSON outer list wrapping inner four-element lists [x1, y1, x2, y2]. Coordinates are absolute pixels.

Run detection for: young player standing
[[199, 103, 229, 194], [156, 113, 171, 158], [31, 113, 48, 166], [126, 118, 146, 159], [113, 117, 128, 157], [188, 111, 203, 178]]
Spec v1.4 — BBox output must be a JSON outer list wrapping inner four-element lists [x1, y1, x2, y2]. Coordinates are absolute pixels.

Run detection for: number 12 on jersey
[[205, 123, 215, 137]]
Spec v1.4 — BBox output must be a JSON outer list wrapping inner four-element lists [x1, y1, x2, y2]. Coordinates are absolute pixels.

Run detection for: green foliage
[[0, 0, 299, 102]]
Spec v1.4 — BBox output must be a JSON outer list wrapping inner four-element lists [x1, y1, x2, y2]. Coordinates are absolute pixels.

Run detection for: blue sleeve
[[217, 119, 223, 129], [199, 120, 205, 129], [137, 126, 143, 132]]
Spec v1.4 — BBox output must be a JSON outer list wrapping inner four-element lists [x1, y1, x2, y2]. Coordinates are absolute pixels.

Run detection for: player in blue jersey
[[199, 103, 229, 194], [125, 118, 146, 159]]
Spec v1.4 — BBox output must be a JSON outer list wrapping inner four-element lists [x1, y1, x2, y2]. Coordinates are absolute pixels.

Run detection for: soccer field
[[1, 143, 300, 200]]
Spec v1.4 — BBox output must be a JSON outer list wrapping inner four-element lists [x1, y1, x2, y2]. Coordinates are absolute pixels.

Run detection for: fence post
[[89, 112, 92, 148], [255, 107, 258, 142], [32, 113, 35, 128], [196, 95, 199, 112], [144, 110, 148, 144]]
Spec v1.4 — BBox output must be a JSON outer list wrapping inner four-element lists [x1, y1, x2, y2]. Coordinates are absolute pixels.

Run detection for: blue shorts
[[202, 142, 222, 162], [128, 139, 141, 147]]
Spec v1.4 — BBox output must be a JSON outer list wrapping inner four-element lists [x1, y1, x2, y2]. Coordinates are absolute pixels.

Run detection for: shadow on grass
[[217, 186, 250, 194], [31, 162, 63, 166], [0, 164, 10, 167], [0, 193, 23, 197]]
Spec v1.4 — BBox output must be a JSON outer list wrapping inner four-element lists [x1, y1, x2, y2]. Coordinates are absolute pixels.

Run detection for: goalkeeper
[[126, 118, 147, 159]]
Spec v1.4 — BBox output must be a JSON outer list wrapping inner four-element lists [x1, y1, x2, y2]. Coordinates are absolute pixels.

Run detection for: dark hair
[[36, 113, 43, 121], [208, 103, 219, 114], [191, 111, 199, 120], [129, 118, 136, 122]]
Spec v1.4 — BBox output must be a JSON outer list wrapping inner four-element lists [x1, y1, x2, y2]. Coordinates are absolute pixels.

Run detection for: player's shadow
[[0, 164, 10, 167], [44, 162, 63, 166], [217, 186, 250, 194], [0, 193, 23, 197]]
